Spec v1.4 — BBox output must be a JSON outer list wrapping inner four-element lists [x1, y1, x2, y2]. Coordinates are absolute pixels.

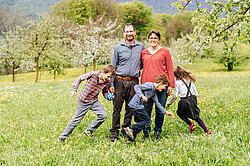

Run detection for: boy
[[124, 75, 175, 141], [59, 65, 115, 142]]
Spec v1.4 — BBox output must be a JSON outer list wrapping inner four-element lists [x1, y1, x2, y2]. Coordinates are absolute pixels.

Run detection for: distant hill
[[116, 0, 215, 14], [0, 0, 215, 17]]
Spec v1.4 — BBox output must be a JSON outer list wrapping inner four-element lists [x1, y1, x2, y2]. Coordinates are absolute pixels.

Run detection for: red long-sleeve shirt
[[141, 47, 175, 88]]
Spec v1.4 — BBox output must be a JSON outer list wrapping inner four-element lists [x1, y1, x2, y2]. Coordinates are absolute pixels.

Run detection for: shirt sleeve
[[167, 82, 179, 105], [134, 83, 152, 99], [165, 49, 175, 88], [152, 94, 167, 114], [72, 72, 92, 92], [110, 46, 118, 87], [102, 83, 110, 98]]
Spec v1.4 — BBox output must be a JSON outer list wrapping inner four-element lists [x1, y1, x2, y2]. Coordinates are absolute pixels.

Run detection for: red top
[[141, 47, 175, 88]]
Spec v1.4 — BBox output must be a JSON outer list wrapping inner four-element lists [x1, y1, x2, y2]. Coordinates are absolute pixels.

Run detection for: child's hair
[[155, 75, 169, 85], [102, 65, 116, 77], [174, 65, 196, 82]]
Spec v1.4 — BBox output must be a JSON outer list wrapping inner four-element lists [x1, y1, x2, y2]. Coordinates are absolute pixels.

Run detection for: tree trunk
[[35, 58, 39, 82], [84, 66, 87, 74], [12, 66, 15, 82], [93, 59, 96, 71], [54, 70, 56, 79], [227, 62, 233, 71]]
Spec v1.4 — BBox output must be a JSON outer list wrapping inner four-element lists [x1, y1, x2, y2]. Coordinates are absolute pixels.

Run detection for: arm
[[110, 46, 118, 87], [165, 49, 175, 89], [167, 82, 179, 105], [102, 83, 110, 99], [134, 83, 153, 99], [72, 72, 92, 92], [152, 95, 175, 118]]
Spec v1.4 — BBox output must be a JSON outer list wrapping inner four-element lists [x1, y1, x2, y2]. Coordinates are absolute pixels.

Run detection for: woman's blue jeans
[[143, 88, 168, 135]]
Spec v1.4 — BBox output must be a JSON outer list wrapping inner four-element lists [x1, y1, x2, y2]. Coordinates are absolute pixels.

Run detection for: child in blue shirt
[[124, 75, 175, 141]]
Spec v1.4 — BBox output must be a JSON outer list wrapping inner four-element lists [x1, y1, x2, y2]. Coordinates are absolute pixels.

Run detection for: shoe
[[123, 127, 134, 141], [154, 132, 161, 141], [121, 128, 126, 137], [59, 137, 66, 143], [206, 130, 212, 135], [190, 124, 197, 133], [142, 135, 149, 141], [110, 132, 119, 142], [84, 130, 94, 140]]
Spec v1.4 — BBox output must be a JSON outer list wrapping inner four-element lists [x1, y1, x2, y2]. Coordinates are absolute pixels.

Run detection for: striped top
[[72, 71, 110, 103]]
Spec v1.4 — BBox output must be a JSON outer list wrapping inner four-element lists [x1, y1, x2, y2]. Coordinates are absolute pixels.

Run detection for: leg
[[195, 117, 209, 133], [142, 98, 153, 137], [154, 88, 168, 134], [87, 101, 107, 132], [110, 77, 125, 139], [131, 108, 152, 138], [60, 101, 91, 139], [122, 79, 139, 129]]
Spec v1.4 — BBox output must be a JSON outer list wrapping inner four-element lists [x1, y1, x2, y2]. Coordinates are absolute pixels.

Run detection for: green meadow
[[0, 58, 249, 165]]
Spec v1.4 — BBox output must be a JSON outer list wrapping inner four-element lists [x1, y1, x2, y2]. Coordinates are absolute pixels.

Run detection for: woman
[[141, 30, 175, 140]]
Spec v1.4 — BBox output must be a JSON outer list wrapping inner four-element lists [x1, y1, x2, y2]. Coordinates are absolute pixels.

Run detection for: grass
[[0, 58, 249, 165]]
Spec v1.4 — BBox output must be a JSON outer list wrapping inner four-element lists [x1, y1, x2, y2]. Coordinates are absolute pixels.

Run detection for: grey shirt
[[111, 40, 145, 78], [128, 82, 167, 114]]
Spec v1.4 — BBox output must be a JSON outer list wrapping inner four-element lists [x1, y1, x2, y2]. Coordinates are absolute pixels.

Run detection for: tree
[[117, 0, 153, 40], [71, 16, 120, 71], [25, 14, 72, 82], [173, 0, 250, 71], [0, 26, 25, 82]]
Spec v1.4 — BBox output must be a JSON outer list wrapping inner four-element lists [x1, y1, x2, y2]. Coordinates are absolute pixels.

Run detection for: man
[[110, 23, 145, 142]]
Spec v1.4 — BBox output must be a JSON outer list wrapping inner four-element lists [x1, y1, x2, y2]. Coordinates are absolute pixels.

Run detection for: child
[[123, 75, 175, 141], [59, 65, 115, 142], [167, 66, 211, 134]]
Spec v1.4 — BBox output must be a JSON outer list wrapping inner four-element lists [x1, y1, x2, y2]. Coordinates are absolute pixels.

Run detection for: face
[[123, 25, 136, 42], [148, 33, 160, 47], [100, 72, 113, 82], [156, 83, 168, 92]]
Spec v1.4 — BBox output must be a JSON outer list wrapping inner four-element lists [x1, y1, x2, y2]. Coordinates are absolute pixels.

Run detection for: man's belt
[[116, 75, 137, 81]]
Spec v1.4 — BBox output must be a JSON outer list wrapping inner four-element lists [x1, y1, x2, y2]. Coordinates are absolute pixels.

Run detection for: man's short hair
[[102, 65, 116, 77], [155, 75, 169, 85], [123, 23, 135, 32]]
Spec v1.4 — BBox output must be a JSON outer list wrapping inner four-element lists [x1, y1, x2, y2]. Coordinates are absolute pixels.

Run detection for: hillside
[[0, 0, 215, 17]]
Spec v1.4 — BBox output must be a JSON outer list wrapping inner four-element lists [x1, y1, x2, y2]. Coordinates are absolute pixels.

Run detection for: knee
[[100, 112, 107, 120]]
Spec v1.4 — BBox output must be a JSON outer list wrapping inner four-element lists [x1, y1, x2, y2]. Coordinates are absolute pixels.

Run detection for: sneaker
[[154, 132, 161, 141], [121, 128, 126, 137], [84, 130, 94, 140], [110, 132, 119, 142], [206, 130, 212, 135], [142, 135, 149, 141], [59, 137, 66, 143], [123, 127, 134, 141], [190, 124, 197, 133]]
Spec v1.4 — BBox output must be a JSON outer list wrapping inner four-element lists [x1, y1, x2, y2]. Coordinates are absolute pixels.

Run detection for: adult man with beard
[[109, 23, 145, 142]]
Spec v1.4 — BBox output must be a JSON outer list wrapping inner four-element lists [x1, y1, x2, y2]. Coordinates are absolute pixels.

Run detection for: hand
[[71, 91, 77, 96], [167, 87, 172, 96], [165, 111, 175, 118], [142, 96, 148, 102], [109, 87, 115, 94]]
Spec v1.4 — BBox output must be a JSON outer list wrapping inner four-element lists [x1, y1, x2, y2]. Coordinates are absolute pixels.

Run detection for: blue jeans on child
[[143, 88, 168, 135], [130, 107, 152, 138]]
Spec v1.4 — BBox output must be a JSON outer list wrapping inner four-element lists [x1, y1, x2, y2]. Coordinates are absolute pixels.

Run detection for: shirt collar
[[121, 40, 140, 47]]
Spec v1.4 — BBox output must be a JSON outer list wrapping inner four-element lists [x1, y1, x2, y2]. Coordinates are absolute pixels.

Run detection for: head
[[174, 65, 196, 82], [154, 75, 169, 92], [123, 23, 136, 42], [100, 65, 116, 82], [148, 30, 161, 47]]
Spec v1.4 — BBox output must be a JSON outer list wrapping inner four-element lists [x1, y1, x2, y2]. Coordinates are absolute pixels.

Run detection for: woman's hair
[[102, 65, 116, 77], [155, 75, 169, 85], [148, 30, 161, 40], [174, 65, 196, 82]]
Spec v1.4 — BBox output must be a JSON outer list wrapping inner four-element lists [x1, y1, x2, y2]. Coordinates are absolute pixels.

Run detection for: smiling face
[[123, 25, 136, 42], [155, 83, 168, 92], [148, 33, 160, 47], [100, 72, 113, 82]]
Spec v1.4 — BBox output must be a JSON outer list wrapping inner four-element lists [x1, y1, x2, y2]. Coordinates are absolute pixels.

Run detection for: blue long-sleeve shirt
[[111, 40, 145, 78], [128, 82, 167, 114]]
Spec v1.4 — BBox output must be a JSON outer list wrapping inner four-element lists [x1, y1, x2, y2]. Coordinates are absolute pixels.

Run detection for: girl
[[167, 66, 211, 134]]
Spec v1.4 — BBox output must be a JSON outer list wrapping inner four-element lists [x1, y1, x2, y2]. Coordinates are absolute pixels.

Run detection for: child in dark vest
[[123, 75, 175, 141], [167, 66, 211, 134]]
